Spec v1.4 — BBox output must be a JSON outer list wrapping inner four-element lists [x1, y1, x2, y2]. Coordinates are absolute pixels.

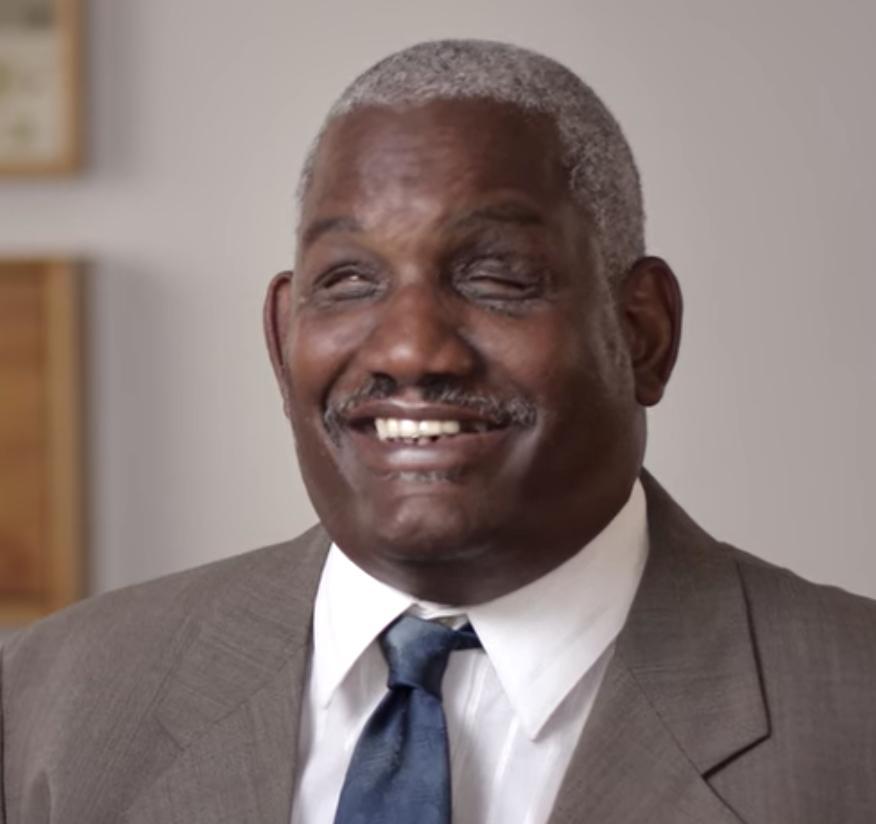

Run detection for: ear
[[618, 256, 683, 407], [263, 270, 295, 416]]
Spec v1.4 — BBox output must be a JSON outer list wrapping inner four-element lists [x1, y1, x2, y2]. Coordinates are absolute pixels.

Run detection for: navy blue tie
[[333, 614, 481, 824]]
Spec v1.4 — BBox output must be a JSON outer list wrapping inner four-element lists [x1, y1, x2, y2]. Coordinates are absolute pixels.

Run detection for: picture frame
[[0, 0, 82, 175], [0, 259, 84, 625]]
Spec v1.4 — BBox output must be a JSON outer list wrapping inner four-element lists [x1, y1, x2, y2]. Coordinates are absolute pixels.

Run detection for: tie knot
[[380, 615, 480, 697]]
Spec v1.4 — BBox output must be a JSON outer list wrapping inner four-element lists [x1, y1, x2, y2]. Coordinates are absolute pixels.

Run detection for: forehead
[[302, 99, 570, 226]]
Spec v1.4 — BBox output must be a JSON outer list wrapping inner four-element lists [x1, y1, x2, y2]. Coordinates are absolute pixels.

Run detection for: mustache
[[324, 375, 538, 433]]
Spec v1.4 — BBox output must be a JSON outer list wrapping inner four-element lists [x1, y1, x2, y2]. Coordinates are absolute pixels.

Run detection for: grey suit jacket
[[2, 473, 875, 823]]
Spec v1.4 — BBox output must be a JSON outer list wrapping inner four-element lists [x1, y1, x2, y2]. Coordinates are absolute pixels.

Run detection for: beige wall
[[2, 0, 873, 599]]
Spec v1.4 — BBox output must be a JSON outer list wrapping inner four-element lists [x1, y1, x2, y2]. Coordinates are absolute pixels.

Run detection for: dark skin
[[265, 98, 682, 604]]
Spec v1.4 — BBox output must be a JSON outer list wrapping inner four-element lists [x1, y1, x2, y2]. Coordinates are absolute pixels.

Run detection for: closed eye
[[313, 264, 381, 301], [454, 256, 544, 301]]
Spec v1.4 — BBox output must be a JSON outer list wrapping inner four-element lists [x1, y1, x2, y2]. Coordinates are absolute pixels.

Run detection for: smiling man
[[2, 40, 876, 824]]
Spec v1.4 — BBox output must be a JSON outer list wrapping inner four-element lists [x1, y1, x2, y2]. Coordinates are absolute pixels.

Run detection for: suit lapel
[[547, 662, 745, 824], [126, 526, 331, 824], [548, 472, 769, 823]]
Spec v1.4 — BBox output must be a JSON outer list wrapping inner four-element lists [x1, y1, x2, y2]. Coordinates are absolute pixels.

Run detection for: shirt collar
[[311, 479, 649, 740]]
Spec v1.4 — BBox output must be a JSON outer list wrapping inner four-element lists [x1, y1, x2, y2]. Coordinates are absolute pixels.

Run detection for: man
[[2, 39, 875, 824]]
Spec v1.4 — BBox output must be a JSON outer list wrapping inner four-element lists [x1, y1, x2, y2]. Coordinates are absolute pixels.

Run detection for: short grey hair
[[298, 39, 645, 283]]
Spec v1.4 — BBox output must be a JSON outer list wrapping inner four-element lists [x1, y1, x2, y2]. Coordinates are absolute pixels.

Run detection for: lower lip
[[344, 426, 513, 476]]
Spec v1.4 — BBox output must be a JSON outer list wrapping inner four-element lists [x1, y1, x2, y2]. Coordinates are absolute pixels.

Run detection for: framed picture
[[0, 0, 82, 175], [0, 259, 84, 625]]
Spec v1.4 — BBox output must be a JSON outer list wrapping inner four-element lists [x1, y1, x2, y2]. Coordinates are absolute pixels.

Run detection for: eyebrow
[[447, 202, 546, 232], [300, 215, 362, 250], [300, 201, 545, 250]]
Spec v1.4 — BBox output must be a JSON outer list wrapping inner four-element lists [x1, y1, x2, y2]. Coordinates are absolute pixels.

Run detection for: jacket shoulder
[[1, 528, 327, 822], [4, 529, 323, 677], [710, 544, 876, 819], [728, 543, 876, 667]]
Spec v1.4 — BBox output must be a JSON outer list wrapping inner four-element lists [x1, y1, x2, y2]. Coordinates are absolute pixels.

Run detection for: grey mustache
[[324, 376, 537, 435]]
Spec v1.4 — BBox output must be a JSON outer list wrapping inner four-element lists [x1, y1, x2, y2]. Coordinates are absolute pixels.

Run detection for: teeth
[[420, 420, 443, 436], [398, 419, 418, 437], [374, 418, 467, 442]]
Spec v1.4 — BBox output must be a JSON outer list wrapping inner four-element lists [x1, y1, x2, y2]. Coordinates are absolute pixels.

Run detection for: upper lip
[[340, 400, 505, 427]]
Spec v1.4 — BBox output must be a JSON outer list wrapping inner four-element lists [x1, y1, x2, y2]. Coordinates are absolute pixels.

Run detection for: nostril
[[370, 373, 398, 394]]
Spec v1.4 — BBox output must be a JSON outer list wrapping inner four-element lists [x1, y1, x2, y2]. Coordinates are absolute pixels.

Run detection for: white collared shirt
[[291, 480, 648, 824]]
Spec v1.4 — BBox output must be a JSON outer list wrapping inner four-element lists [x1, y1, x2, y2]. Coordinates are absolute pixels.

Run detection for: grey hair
[[297, 39, 645, 283]]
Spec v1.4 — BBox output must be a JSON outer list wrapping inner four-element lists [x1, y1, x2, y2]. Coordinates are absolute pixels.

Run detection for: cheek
[[476, 313, 591, 401], [285, 312, 367, 406], [481, 308, 633, 433], [585, 303, 635, 398]]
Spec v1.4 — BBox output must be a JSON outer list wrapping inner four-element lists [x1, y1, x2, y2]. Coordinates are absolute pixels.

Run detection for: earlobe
[[263, 270, 295, 415], [620, 257, 683, 407]]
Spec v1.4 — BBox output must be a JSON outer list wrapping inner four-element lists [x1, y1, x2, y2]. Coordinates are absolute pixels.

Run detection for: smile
[[373, 417, 498, 443], [335, 403, 517, 476]]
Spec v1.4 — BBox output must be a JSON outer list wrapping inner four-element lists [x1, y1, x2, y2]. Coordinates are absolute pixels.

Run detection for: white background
[[2, 0, 873, 599]]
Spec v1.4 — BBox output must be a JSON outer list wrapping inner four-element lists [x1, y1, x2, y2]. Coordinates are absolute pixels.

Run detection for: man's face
[[267, 99, 654, 603]]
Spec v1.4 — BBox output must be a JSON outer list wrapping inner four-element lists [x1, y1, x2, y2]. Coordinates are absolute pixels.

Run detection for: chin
[[362, 492, 492, 566]]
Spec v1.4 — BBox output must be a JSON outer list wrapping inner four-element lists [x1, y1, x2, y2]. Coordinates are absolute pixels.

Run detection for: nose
[[357, 283, 478, 386]]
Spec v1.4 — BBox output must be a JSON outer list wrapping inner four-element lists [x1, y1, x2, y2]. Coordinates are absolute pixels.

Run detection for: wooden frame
[[0, 0, 83, 175], [0, 259, 84, 625]]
